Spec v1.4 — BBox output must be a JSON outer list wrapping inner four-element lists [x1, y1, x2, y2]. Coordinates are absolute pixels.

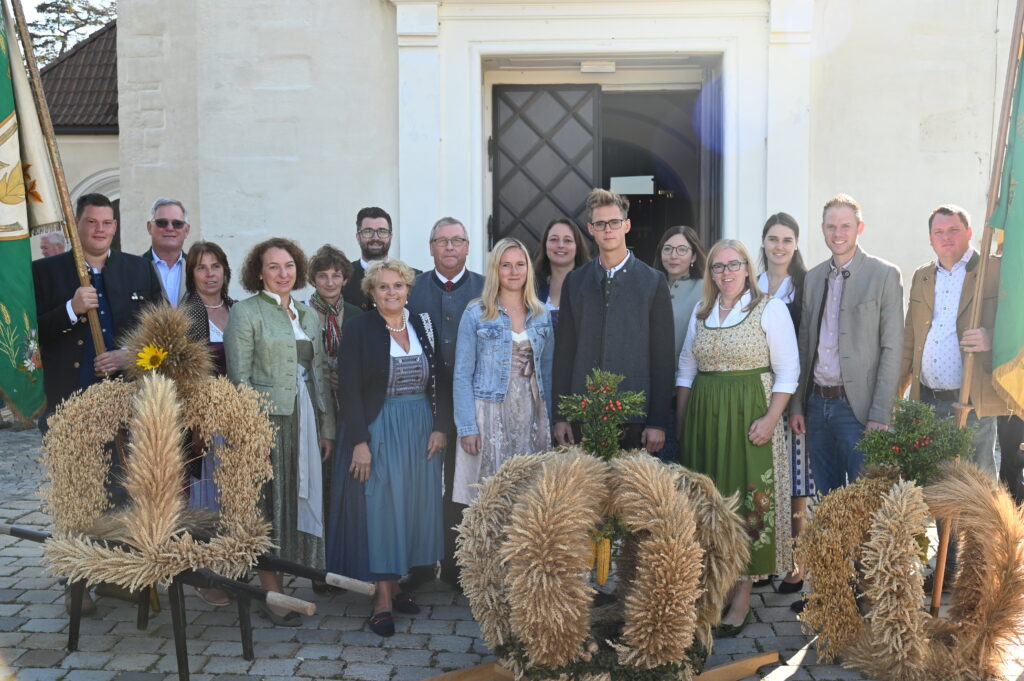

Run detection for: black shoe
[[369, 610, 395, 637], [752, 575, 775, 588], [778, 579, 804, 594], [402, 564, 436, 591], [392, 592, 421, 615], [312, 580, 343, 595], [790, 598, 805, 613], [64, 587, 96, 616], [259, 602, 301, 627]]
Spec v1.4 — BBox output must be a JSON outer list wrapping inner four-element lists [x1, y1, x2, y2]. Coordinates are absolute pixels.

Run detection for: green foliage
[[28, 1, 116, 66], [557, 369, 646, 460], [860, 398, 975, 485]]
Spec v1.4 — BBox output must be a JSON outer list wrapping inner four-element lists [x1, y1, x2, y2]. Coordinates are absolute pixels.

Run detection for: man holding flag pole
[[928, 0, 1024, 612]]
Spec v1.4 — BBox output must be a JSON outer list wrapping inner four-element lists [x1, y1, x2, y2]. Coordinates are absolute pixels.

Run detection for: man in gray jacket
[[407, 217, 484, 589], [789, 194, 904, 495], [552, 188, 674, 453]]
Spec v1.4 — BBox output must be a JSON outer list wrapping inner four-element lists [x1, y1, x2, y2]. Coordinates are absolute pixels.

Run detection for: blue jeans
[[806, 393, 866, 495], [918, 387, 998, 477]]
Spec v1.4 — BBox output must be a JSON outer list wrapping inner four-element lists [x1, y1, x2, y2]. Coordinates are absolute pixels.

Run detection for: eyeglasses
[[358, 228, 392, 239], [710, 260, 747, 274], [153, 218, 186, 230], [661, 245, 692, 256], [431, 237, 468, 248], [589, 218, 626, 231]]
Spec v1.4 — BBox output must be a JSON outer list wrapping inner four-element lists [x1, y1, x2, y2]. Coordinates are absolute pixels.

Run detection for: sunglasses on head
[[153, 218, 187, 229]]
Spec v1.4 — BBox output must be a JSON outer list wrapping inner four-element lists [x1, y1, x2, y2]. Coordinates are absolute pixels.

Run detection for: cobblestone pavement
[[0, 419, 1019, 681]]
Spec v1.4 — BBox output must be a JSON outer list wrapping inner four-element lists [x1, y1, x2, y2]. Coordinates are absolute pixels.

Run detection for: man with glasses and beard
[[142, 197, 191, 307], [552, 188, 674, 454], [344, 207, 397, 310]]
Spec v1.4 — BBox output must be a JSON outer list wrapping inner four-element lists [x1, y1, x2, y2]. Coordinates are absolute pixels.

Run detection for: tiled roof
[[39, 20, 117, 133]]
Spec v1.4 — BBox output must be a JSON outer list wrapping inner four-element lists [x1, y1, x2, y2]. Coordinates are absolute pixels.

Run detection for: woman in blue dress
[[326, 259, 448, 637]]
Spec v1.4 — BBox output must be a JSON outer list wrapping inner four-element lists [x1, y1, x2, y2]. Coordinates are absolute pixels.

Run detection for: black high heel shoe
[[778, 578, 804, 594]]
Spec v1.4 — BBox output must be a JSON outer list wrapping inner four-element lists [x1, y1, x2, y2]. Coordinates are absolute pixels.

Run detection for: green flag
[[0, 4, 65, 420], [989, 37, 1024, 414]]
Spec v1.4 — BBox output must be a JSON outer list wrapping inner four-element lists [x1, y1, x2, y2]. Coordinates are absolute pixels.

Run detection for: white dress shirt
[[921, 248, 974, 390], [676, 291, 799, 394], [434, 267, 467, 287], [756, 272, 795, 304]]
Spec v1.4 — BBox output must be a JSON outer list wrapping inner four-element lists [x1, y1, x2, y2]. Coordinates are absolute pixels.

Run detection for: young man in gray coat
[[789, 194, 904, 495], [552, 188, 675, 454]]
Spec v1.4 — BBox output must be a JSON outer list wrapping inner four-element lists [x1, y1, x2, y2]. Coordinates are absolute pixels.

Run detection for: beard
[[361, 241, 390, 260]]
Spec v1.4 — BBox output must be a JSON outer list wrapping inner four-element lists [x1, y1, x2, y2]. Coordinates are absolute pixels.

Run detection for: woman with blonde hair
[[326, 258, 448, 637], [452, 238, 554, 504], [675, 238, 799, 635]]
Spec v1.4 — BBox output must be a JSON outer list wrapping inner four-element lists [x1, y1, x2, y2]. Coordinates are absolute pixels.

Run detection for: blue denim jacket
[[453, 300, 554, 437]]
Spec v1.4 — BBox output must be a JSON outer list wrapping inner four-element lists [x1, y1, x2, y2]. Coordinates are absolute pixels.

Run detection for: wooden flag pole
[[930, 0, 1024, 616], [6, 0, 106, 358]]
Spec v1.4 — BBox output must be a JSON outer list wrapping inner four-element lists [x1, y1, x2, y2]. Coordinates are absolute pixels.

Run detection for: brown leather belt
[[812, 383, 846, 399]]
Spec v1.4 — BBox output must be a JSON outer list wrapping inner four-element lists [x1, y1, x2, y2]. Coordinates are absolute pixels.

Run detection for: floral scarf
[[308, 292, 344, 357]]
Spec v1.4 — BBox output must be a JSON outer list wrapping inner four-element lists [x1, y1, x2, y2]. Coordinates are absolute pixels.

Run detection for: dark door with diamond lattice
[[490, 84, 601, 249]]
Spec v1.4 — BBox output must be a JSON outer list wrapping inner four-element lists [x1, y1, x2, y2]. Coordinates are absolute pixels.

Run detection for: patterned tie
[[444, 280, 454, 293]]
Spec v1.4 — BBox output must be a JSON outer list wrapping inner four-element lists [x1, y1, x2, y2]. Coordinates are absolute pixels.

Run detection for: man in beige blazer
[[899, 205, 1007, 474], [790, 194, 904, 495]]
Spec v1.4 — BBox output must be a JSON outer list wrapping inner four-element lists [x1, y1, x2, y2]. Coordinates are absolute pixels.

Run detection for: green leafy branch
[[557, 369, 647, 460], [860, 398, 974, 485]]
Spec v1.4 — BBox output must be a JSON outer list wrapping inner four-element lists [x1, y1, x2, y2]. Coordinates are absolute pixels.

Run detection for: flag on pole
[[0, 1, 65, 421], [989, 33, 1024, 414]]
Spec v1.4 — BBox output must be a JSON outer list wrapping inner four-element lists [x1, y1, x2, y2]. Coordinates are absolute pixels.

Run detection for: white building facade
[[116, 0, 1015, 293]]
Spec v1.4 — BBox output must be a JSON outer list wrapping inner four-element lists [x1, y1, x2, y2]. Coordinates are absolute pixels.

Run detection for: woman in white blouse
[[757, 213, 812, 595], [675, 239, 799, 636]]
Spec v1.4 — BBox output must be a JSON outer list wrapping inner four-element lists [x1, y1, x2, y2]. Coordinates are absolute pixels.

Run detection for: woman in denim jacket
[[452, 238, 554, 504]]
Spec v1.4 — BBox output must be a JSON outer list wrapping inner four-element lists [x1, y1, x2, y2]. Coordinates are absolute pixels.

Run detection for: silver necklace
[[203, 300, 224, 310]]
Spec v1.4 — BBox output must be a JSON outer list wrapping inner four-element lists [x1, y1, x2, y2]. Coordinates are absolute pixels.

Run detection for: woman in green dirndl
[[675, 239, 799, 635]]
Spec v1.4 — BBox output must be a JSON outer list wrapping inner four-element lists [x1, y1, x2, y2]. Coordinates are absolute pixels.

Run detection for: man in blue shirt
[[142, 197, 190, 307]]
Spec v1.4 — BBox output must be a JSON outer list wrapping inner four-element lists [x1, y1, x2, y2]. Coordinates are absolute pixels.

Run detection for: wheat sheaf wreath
[[799, 461, 1024, 681], [457, 449, 748, 681], [40, 306, 275, 591]]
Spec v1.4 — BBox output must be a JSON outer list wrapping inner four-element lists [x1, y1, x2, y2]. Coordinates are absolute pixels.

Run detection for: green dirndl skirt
[[681, 366, 777, 578]]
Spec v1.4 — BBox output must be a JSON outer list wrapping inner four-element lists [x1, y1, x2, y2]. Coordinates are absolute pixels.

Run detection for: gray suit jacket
[[790, 247, 904, 425]]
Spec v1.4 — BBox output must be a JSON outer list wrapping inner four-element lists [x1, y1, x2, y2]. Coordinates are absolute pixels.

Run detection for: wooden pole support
[[265, 591, 316, 617], [326, 572, 377, 596]]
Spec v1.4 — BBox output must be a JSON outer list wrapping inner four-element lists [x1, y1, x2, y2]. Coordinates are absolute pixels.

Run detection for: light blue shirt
[[153, 251, 185, 307]]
